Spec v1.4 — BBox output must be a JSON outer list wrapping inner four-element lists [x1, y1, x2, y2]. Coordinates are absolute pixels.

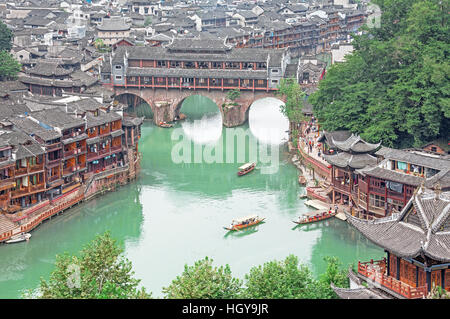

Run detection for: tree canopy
[[277, 78, 307, 124], [0, 20, 12, 52], [0, 20, 20, 80], [27, 232, 151, 299], [309, 0, 449, 148], [0, 51, 21, 80], [162, 257, 242, 299]]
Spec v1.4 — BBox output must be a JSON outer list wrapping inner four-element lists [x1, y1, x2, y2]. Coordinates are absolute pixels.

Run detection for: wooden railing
[[358, 259, 427, 299], [297, 141, 331, 176], [306, 187, 329, 202], [18, 194, 84, 235]]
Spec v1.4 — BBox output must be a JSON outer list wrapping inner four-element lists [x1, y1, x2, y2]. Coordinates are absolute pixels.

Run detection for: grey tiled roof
[[347, 187, 450, 262], [323, 152, 377, 169], [375, 147, 450, 171], [331, 134, 381, 153], [331, 283, 385, 299], [122, 116, 144, 127], [112, 45, 276, 64], [126, 67, 268, 79], [356, 164, 424, 187], [30, 108, 85, 131], [8, 116, 61, 141], [97, 17, 130, 31], [318, 130, 352, 149], [62, 133, 88, 145], [27, 61, 73, 77]]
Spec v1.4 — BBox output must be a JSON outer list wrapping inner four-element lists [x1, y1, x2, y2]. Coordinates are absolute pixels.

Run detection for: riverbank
[[0, 151, 141, 244], [288, 139, 348, 221]]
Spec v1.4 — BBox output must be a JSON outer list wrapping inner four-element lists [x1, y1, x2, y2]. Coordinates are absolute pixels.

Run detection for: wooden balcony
[[62, 167, 76, 176], [29, 164, 44, 173], [11, 183, 45, 198], [15, 166, 28, 176], [358, 259, 427, 299], [46, 142, 61, 151], [46, 157, 61, 166], [333, 180, 351, 194]]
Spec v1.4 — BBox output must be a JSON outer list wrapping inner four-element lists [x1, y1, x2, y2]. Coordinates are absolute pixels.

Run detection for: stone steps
[[0, 214, 16, 234]]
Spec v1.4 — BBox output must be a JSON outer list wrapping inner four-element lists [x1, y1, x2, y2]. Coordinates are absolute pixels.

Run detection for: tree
[[26, 232, 151, 299], [309, 0, 449, 148], [162, 257, 242, 299], [427, 284, 450, 299], [317, 256, 350, 299], [226, 89, 241, 101], [243, 255, 318, 298], [0, 51, 21, 80], [144, 17, 152, 27], [277, 78, 307, 124], [0, 20, 12, 52]]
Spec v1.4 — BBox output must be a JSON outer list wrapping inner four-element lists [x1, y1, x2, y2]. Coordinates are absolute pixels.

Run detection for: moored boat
[[159, 121, 174, 128], [5, 233, 31, 244], [298, 175, 307, 185], [224, 215, 265, 231], [293, 210, 336, 225], [237, 162, 255, 176]]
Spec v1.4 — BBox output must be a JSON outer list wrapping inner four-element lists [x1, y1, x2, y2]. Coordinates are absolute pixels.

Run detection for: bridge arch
[[173, 94, 224, 121], [114, 92, 155, 119], [247, 97, 289, 145]]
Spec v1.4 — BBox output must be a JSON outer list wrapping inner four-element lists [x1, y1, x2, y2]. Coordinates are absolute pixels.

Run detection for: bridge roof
[[126, 67, 268, 79], [113, 46, 275, 64]]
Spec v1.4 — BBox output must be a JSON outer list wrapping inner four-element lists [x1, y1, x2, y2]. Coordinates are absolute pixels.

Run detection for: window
[[271, 80, 278, 84], [115, 75, 122, 80], [272, 69, 279, 73], [115, 65, 122, 70]]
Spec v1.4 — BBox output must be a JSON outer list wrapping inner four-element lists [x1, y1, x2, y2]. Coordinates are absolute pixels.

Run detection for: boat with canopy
[[224, 215, 265, 231]]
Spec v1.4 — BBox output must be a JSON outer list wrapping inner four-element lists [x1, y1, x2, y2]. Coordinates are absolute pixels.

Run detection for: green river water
[[0, 96, 384, 298]]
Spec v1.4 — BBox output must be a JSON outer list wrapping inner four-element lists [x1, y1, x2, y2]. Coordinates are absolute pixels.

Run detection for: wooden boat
[[224, 215, 265, 231], [298, 175, 307, 185], [6, 233, 31, 244], [174, 113, 187, 121], [293, 210, 336, 225], [237, 162, 255, 176], [159, 121, 174, 128]]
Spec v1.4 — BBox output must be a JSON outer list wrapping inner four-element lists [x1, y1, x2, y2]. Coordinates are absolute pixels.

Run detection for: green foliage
[[309, 0, 449, 148], [317, 256, 350, 298], [162, 257, 242, 299], [243, 255, 318, 298], [427, 284, 450, 299], [277, 78, 307, 124], [29, 232, 151, 299], [144, 17, 152, 27], [226, 89, 241, 101], [0, 20, 12, 52], [0, 51, 21, 80]]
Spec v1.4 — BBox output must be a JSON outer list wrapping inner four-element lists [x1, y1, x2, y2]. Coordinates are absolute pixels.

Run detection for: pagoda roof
[[331, 134, 381, 153], [166, 38, 232, 53], [27, 61, 73, 77], [330, 283, 386, 299], [425, 168, 450, 190], [346, 187, 450, 263], [318, 130, 352, 149], [323, 152, 377, 170]]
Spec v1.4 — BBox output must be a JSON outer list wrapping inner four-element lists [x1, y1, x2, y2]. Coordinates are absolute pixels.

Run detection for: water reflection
[[248, 97, 289, 145], [179, 95, 223, 145]]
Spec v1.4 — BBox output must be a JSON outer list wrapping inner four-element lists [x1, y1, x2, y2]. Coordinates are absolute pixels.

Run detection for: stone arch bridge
[[111, 87, 285, 127]]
